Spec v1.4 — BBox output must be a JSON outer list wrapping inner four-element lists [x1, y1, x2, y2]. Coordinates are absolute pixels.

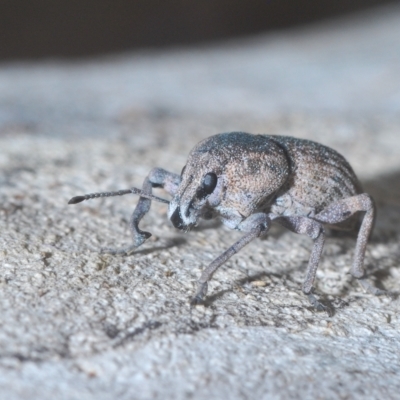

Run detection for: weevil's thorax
[[168, 132, 290, 230]]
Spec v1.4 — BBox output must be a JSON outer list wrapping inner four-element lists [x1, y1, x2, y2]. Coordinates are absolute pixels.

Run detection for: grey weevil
[[69, 132, 388, 315]]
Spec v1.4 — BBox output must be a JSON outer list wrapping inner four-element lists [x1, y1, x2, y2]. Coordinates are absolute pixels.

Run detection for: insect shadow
[[101, 236, 187, 257], [199, 270, 336, 314], [370, 268, 399, 299], [363, 170, 400, 208], [195, 219, 222, 231], [363, 170, 400, 242]]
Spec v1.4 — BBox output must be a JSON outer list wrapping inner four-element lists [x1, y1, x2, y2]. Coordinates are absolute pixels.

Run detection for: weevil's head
[[168, 132, 290, 231]]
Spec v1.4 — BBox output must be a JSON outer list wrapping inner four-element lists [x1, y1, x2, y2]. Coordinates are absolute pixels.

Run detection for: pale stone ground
[[1, 4, 400, 400]]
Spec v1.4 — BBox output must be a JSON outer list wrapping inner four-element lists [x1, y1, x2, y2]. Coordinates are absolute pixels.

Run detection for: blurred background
[[1, 0, 398, 59]]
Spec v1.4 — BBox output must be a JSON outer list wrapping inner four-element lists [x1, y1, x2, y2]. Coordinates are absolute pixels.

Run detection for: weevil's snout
[[168, 200, 197, 231], [168, 170, 221, 230], [170, 206, 185, 230]]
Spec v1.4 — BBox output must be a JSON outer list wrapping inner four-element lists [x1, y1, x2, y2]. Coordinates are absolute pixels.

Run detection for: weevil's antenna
[[68, 188, 169, 205]]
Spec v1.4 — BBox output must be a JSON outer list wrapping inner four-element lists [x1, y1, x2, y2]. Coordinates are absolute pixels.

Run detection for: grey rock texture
[[1, 4, 400, 399]]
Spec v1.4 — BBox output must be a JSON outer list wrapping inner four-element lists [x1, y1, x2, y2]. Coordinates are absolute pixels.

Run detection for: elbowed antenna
[[68, 187, 169, 205]]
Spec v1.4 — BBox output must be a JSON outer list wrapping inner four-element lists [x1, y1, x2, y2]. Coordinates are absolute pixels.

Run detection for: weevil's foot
[[190, 282, 208, 306], [100, 232, 151, 256], [357, 278, 392, 297], [190, 295, 204, 306], [307, 293, 333, 317], [100, 244, 137, 256]]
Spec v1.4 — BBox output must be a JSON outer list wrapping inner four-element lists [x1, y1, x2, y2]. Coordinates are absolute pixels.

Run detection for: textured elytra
[[270, 135, 362, 217]]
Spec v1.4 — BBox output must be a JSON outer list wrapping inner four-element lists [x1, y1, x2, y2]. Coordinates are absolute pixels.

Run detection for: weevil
[[69, 132, 387, 314]]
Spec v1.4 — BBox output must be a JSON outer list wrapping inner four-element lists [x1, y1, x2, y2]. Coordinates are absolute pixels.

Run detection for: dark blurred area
[[1, 0, 398, 60]]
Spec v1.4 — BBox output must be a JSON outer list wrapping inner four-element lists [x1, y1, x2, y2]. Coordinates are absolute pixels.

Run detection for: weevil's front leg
[[275, 215, 330, 315], [101, 168, 180, 255], [191, 213, 271, 305], [314, 193, 385, 295]]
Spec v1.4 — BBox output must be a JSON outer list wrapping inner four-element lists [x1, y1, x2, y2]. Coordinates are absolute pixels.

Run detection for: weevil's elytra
[[69, 132, 388, 315]]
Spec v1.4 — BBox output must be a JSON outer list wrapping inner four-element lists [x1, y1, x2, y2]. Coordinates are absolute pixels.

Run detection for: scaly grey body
[[69, 132, 388, 315]]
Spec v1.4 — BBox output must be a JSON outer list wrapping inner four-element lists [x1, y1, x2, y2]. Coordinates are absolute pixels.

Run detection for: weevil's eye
[[181, 165, 186, 177], [203, 173, 217, 193], [197, 172, 218, 199]]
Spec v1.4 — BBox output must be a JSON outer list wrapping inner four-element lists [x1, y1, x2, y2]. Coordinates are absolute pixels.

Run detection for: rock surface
[[1, 5, 400, 399]]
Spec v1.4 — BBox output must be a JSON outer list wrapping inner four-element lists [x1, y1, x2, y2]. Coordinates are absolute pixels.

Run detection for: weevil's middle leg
[[191, 213, 271, 305], [101, 168, 180, 255], [275, 215, 331, 315], [314, 193, 386, 296]]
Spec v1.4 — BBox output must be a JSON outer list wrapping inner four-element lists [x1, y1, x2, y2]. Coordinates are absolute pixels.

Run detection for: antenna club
[[68, 196, 86, 204]]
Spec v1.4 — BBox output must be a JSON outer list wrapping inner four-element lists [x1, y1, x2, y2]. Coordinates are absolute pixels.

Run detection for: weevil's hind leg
[[101, 168, 180, 255], [275, 216, 331, 315], [314, 193, 386, 296], [191, 213, 271, 305]]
